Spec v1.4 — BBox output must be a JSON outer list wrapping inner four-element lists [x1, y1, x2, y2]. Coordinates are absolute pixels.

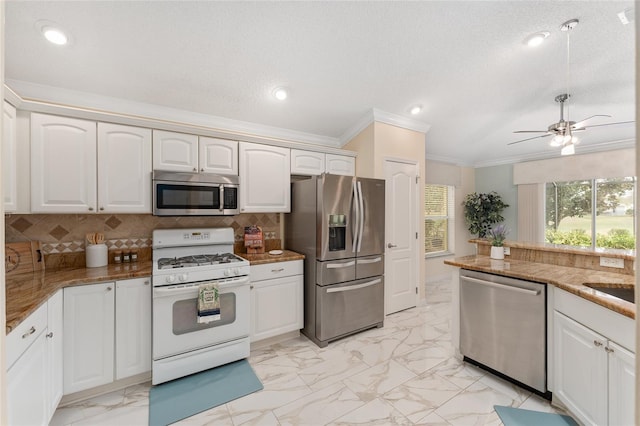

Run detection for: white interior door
[[384, 159, 418, 314]]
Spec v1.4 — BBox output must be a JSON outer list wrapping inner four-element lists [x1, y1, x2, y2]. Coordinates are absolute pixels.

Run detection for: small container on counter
[[130, 249, 138, 262], [123, 250, 131, 263], [113, 250, 122, 264]]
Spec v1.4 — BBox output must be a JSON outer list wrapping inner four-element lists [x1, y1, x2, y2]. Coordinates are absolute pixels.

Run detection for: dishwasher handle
[[460, 275, 541, 296]]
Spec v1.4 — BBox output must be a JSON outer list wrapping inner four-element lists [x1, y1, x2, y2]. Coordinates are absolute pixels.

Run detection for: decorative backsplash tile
[[5, 213, 281, 252]]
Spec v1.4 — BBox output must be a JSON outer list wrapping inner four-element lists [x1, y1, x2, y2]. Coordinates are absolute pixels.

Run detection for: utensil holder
[[86, 243, 108, 268]]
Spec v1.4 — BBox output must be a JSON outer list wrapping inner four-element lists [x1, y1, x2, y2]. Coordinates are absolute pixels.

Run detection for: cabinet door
[[608, 341, 635, 426], [152, 130, 198, 172], [98, 123, 152, 213], [3, 102, 17, 212], [239, 142, 290, 213], [31, 113, 97, 213], [47, 290, 64, 418], [291, 149, 325, 176], [325, 154, 355, 176], [7, 332, 48, 426], [553, 311, 607, 426], [115, 278, 152, 379], [250, 274, 303, 342], [199, 137, 238, 175], [63, 283, 115, 394]]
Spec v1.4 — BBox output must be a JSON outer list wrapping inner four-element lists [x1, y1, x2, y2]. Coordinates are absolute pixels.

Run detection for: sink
[[583, 283, 635, 304]]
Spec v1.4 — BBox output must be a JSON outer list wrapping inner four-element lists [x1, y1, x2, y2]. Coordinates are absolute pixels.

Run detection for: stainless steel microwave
[[152, 171, 239, 216]]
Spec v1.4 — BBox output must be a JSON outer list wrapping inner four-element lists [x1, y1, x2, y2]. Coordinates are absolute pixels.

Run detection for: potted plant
[[487, 223, 509, 259], [462, 191, 509, 238]]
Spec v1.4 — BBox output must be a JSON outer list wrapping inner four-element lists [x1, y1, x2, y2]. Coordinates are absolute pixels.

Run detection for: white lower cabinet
[[115, 278, 152, 379], [6, 291, 63, 426], [553, 310, 635, 425], [64, 282, 116, 394], [64, 278, 151, 395], [7, 331, 49, 426], [250, 260, 303, 342]]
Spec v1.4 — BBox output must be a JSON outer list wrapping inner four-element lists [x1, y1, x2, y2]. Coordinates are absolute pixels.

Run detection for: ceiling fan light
[[571, 135, 580, 145], [549, 134, 564, 147], [561, 143, 575, 156]]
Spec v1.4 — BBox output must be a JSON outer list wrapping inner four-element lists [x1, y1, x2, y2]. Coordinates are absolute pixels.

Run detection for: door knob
[[387, 243, 397, 248]]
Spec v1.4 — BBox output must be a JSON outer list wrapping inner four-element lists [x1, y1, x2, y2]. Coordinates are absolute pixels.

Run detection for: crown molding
[[339, 108, 431, 146], [5, 80, 347, 152], [425, 154, 473, 167]]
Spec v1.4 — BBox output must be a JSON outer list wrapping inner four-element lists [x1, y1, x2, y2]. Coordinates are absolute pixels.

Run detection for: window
[[545, 177, 636, 249], [425, 184, 455, 255]]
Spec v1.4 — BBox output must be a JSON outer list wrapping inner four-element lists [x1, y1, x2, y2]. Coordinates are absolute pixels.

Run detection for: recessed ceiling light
[[273, 87, 288, 101], [410, 105, 422, 115], [43, 27, 68, 45], [524, 31, 550, 47]]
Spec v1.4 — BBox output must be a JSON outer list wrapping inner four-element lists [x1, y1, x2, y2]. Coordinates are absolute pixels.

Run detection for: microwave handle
[[219, 184, 224, 212]]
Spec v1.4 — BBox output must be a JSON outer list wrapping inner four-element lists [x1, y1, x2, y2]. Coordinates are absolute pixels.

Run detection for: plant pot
[[490, 246, 504, 260]]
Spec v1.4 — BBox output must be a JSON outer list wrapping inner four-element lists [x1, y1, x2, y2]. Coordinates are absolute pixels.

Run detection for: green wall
[[474, 164, 518, 241]]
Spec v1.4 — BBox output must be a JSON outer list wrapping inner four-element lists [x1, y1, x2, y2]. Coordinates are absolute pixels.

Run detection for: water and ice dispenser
[[328, 214, 346, 251]]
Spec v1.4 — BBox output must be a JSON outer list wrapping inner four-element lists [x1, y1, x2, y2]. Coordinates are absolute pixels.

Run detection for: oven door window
[[156, 183, 220, 210], [172, 293, 237, 335]]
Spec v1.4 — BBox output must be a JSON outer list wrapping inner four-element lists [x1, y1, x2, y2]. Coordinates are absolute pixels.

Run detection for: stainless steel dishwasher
[[460, 269, 548, 396]]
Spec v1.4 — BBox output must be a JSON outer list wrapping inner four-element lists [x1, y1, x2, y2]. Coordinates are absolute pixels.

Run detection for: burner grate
[[157, 252, 242, 270]]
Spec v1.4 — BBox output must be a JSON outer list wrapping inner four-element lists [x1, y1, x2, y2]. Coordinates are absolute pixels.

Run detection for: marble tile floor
[[51, 278, 568, 425]]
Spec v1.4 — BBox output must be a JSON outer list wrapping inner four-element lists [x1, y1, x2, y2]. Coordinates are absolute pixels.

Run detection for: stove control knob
[[224, 269, 230, 277], [179, 273, 188, 282], [167, 275, 176, 284], [233, 268, 240, 276]]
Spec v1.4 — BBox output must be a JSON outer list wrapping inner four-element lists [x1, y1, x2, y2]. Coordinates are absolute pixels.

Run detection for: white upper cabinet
[[31, 113, 152, 214], [239, 142, 290, 213], [326, 153, 356, 176], [153, 131, 238, 175], [291, 150, 356, 176], [31, 113, 97, 213], [3, 102, 18, 212], [152, 130, 198, 172], [199, 137, 238, 175], [291, 149, 325, 176], [98, 123, 152, 213]]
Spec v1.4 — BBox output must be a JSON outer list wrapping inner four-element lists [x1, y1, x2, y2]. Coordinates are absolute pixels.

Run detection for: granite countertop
[[239, 250, 305, 265], [6, 249, 306, 334], [6, 262, 153, 334], [445, 255, 635, 319]]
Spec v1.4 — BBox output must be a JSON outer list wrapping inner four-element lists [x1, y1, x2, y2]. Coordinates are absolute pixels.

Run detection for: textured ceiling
[[4, 1, 636, 166]]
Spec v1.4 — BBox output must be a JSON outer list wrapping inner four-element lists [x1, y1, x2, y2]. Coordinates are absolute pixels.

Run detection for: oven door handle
[[153, 278, 249, 298], [326, 278, 381, 293]]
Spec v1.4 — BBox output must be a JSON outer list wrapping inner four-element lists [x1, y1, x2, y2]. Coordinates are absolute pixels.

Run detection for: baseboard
[[59, 372, 151, 406]]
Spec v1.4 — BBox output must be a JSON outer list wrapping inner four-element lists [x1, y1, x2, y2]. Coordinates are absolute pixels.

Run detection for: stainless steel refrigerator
[[285, 174, 385, 347]]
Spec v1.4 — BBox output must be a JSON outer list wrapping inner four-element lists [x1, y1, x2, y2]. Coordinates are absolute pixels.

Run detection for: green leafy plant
[[462, 192, 509, 237], [487, 224, 509, 247]]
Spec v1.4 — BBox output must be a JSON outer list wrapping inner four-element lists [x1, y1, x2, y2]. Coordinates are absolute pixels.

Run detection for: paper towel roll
[[86, 243, 108, 268]]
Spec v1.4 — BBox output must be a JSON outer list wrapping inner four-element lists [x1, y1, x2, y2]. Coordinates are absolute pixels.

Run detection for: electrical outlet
[[599, 257, 625, 269], [503, 247, 511, 256]]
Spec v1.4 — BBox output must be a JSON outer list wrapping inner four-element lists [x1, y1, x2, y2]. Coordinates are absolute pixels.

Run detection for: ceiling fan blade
[[571, 114, 611, 129], [583, 120, 635, 129], [507, 133, 552, 145], [513, 130, 550, 133]]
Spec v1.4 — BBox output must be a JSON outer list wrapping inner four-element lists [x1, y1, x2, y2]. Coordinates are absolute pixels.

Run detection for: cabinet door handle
[[193, 167, 197, 172], [22, 326, 36, 339], [106, 286, 112, 291], [46, 332, 54, 338], [201, 168, 204, 172], [250, 285, 254, 289], [99, 207, 104, 211], [271, 268, 284, 273], [144, 281, 150, 285], [605, 346, 614, 353], [594, 340, 603, 347], [88, 207, 94, 211]]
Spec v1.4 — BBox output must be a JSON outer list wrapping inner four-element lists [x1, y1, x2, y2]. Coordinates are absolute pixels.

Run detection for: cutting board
[[5, 241, 44, 276]]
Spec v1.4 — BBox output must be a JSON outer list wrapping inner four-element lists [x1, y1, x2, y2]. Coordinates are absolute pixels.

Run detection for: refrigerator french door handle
[[352, 180, 360, 253], [357, 181, 364, 253], [326, 278, 382, 293]]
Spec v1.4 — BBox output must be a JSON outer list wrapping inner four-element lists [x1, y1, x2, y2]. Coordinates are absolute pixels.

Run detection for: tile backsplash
[[5, 213, 281, 254]]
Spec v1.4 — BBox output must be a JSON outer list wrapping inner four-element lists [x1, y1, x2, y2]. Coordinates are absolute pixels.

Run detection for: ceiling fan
[[508, 18, 634, 155], [507, 93, 634, 154]]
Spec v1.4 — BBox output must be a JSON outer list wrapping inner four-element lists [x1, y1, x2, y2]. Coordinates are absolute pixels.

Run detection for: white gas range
[[151, 228, 250, 385]]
